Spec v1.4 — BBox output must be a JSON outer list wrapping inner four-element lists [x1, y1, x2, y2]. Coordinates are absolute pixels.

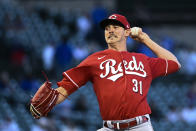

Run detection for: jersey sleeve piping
[[63, 72, 79, 88]]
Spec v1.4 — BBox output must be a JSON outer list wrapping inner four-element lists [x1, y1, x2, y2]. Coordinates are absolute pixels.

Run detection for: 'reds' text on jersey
[[57, 49, 179, 120]]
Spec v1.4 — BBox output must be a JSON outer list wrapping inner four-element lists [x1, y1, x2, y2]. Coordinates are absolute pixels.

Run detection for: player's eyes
[[113, 25, 120, 29], [105, 26, 110, 30], [105, 25, 119, 31], [105, 27, 109, 30]]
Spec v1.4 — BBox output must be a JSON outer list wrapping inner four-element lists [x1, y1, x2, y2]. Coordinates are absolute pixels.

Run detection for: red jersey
[[57, 49, 179, 120]]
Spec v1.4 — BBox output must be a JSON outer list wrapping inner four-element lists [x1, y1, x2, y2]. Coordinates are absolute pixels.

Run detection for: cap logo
[[109, 15, 117, 19]]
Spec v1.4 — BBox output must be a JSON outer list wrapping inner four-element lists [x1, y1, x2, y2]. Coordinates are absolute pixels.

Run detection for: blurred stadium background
[[0, 0, 196, 131]]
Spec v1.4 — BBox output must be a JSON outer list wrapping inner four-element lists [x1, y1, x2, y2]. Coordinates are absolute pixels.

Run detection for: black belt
[[104, 116, 148, 130]]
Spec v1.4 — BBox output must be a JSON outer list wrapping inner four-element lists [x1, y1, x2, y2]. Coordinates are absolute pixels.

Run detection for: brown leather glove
[[30, 81, 59, 119]]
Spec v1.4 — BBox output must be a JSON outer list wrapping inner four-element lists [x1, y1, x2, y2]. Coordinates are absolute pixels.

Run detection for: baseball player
[[30, 14, 181, 131]]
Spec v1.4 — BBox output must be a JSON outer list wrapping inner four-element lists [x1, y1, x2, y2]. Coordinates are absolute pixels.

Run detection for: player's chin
[[106, 38, 117, 44], [106, 40, 114, 44]]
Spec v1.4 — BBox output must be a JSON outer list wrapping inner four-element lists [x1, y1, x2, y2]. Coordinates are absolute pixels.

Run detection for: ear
[[125, 29, 131, 37]]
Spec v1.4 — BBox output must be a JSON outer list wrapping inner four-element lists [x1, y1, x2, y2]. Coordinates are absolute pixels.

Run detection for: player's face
[[105, 24, 126, 44]]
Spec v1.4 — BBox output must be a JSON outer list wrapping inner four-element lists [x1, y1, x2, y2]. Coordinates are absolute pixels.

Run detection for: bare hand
[[129, 27, 150, 43]]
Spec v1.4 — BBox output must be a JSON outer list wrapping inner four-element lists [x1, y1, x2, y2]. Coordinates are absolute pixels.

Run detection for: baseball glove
[[30, 73, 59, 119]]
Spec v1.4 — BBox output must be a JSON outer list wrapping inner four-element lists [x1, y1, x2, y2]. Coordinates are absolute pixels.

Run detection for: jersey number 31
[[132, 79, 143, 95]]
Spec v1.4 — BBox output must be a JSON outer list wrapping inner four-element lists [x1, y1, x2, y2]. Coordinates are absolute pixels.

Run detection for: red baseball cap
[[100, 14, 130, 29]]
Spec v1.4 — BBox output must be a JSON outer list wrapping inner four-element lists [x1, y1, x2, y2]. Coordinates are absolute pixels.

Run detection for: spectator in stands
[[0, 71, 12, 96], [166, 105, 181, 123], [72, 94, 88, 113], [10, 44, 26, 67], [184, 47, 196, 75], [0, 116, 20, 131], [137, 36, 175, 58], [60, 120, 83, 131], [89, 2, 108, 45], [187, 81, 196, 105], [3, 13, 12, 30], [91, 2, 107, 26], [175, 45, 189, 75], [135, 29, 156, 57], [35, 117, 58, 131], [160, 37, 175, 52], [20, 72, 39, 93], [31, 121, 47, 131], [149, 100, 163, 121], [136, 43, 155, 57], [13, 14, 24, 30], [76, 12, 92, 39], [53, 99, 73, 118], [87, 40, 102, 54], [0, 20, 6, 44], [72, 43, 89, 63], [180, 103, 196, 124], [42, 42, 55, 72], [55, 35, 73, 73]]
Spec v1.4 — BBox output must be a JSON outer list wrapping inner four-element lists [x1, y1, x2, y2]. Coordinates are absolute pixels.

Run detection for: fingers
[[130, 27, 150, 43]]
